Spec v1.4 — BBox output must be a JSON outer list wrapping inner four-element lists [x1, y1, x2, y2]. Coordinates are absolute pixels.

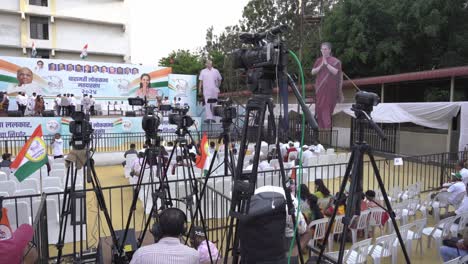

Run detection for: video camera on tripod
[[142, 106, 162, 140], [213, 97, 237, 121], [69, 111, 93, 150], [168, 103, 194, 137]]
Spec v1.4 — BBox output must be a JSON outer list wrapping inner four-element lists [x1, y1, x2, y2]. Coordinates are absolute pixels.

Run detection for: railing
[[351, 119, 399, 153], [3, 150, 464, 261], [32, 194, 49, 263]]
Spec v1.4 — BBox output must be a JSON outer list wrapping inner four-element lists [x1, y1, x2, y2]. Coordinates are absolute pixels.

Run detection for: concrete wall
[[0, 14, 22, 47], [398, 131, 447, 156], [0, 0, 19, 11], [0, 47, 24, 57]]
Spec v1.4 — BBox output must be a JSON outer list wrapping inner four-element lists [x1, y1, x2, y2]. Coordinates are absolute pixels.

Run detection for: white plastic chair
[[422, 215, 456, 249], [350, 209, 371, 243], [327, 238, 372, 264], [18, 178, 39, 193], [326, 148, 335, 154], [0, 180, 17, 196], [0, 191, 9, 197], [449, 212, 468, 238], [407, 218, 427, 256], [5, 201, 32, 230], [307, 218, 329, 253], [42, 177, 63, 190], [0, 172, 7, 181], [50, 169, 66, 178], [327, 215, 345, 252], [0, 167, 11, 177], [391, 223, 413, 264], [368, 208, 386, 236], [368, 233, 396, 264]]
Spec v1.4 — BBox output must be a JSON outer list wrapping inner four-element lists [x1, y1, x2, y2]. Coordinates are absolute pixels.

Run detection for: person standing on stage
[[311, 42, 343, 129], [198, 60, 222, 124]]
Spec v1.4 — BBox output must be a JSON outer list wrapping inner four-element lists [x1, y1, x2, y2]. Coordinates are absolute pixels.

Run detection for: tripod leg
[[317, 150, 355, 263], [368, 151, 412, 264]]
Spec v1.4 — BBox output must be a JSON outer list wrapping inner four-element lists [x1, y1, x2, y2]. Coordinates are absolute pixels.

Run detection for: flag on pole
[[80, 44, 88, 59], [31, 41, 37, 58], [10, 125, 48, 182], [195, 133, 208, 170]]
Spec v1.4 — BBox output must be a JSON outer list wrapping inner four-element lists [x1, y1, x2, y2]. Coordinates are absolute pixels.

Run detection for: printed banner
[[0, 116, 201, 138], [0, 56, 171, 98], [167, 74, 198, 116]]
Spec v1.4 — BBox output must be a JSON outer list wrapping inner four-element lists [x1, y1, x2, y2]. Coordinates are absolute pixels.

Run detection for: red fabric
[[313, 56, 342, 129], [284, 147, 297, 162], [0, 224, 33, 264]]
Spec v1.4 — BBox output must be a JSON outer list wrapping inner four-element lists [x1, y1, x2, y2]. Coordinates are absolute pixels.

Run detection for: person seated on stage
[[122, 143, 138, 167], [171, 156, 191, 175], [284, 141, 297, 162], [0, 153, 12, 168], [258, 154, 271, 171], [131, 208, 199, 264], [439, 226, 468, 262], [189, 226, 220, 264], [313, 179, 331, 199]]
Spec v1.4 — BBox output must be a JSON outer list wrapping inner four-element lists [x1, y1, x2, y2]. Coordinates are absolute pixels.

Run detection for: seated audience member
[[301, 145, 313, 162], [284, 141, 297, 162], [267, 147, 277, 162], [258, 154, 271, 171], [455, 160, 468, 185], [131, 208, 199, 264], [0, 153, 12, 168], [0, 224, 36, 264], [325, 194, 346, 217], [189, 226, 220, 263], [456, 186, 468, 215], [245, 159, 254, 171], [130, 152, 147, 180], [439, 226, 468, 262], [314, 179, 331, 199], [298, 184, 323, 223], [311, 140, 325, 153], [441, 174, 466, 207], [122, 143, 138, 166]]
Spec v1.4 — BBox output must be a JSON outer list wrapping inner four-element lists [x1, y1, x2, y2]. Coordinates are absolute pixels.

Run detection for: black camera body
[[169, 104, 194, 129], [142, 113, 161, 139], [231, 25, 288, 95], [69, 111, 93, 150], [214, 98, 237, 120], [352, 91, 380, 115]]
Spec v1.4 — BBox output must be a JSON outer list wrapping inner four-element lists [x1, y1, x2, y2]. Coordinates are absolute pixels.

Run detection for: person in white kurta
[[198, 60, 222, 123]]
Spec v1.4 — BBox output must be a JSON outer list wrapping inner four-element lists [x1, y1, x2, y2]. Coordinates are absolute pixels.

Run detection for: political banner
[[0, 56, 171, 99], [0, 116, 201, 138], [167, 74, 198, 116]]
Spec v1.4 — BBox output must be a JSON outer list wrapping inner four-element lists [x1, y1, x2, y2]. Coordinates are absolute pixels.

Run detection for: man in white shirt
[[26, 92, 36, 116], [311, 141, 325, 153], [54, 95, 62, 116], [455, 189, 468, 215], [69, 94, 77, 115], [51, 133, 64, 159], [130, 208, 199, 264], [258, 154, 271, 171], [198, 60, 222, 123], [445, 176, 466, 206], [454, 161, 468, 185], [301, 145, 314, 163], [16, 92, 28, 115]]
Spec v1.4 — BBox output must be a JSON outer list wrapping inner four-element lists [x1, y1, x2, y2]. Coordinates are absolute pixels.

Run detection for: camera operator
[[130, 208, 199, 264], [198, 60, 222, 124]]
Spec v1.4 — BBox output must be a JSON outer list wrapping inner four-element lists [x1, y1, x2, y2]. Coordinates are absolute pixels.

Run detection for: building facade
[[0, 0, 130, 62]]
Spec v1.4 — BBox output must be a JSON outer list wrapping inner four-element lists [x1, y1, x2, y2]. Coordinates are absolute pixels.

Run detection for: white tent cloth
[[280, 102, 461, 130], [334, 102, 461, 130]]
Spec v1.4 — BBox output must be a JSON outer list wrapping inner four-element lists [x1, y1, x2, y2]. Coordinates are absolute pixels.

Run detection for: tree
[[322, 0, 468, 77], [158, 50, 203, 75]]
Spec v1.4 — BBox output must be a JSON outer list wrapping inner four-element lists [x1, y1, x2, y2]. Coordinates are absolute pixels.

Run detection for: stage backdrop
[[0, 116, 201, 139]]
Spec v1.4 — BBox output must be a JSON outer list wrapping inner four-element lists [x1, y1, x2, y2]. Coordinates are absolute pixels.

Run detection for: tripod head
[[351, 91, 386, 141]]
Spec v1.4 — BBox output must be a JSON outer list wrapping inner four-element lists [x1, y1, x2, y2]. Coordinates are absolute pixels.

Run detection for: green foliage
[[322, 0, 468, 77], [158, 50, 203, 75]]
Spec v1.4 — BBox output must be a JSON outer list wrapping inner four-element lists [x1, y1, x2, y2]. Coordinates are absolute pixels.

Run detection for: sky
[[129, 0, 250, 66]]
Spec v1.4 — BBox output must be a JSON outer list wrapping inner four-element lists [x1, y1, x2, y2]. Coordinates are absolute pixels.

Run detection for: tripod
[[316, 106, 411, 264], [56, 138, 121, 263], [223, 94, 305, 264]]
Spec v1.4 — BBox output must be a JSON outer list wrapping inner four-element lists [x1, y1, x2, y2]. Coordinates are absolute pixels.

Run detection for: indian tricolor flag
[[195, 133, 209, 170], [113, 118, 123, 127], [61, 118, 70, 126], [10, 125, 48, 182]]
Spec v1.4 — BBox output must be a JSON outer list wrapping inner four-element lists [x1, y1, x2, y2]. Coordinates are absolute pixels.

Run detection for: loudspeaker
[[125, 111, 136, 117], [239, 191, 287, 264], [42, 110, 55, 117], [7, 110, 23, 117]]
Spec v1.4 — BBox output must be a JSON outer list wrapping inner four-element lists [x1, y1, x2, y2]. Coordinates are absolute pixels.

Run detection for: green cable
[[287, 49, 307, 264]]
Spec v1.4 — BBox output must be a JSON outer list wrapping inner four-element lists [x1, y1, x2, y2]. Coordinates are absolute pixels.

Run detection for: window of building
[[29, 0, 48, 7], [30, 16, 49, 40], [33, 49, 50, 59]]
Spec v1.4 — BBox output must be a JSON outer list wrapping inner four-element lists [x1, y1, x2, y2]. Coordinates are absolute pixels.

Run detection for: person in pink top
[[0, 224, 35, 264], [311, 42, 344, 129], [190, 226, 220, 263], [198, 60, 222, 123]]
